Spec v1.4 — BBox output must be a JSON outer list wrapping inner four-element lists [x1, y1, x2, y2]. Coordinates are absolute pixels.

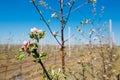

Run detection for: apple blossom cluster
[[17, 27, 46, 60], [29, 27, 46, 40], [20, 41, 38, 51], [17, 40, 39, 60]]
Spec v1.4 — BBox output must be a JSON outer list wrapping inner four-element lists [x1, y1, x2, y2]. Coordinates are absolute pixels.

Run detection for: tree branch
[[38, 59, 52, 80], [63, 1, 75, 30], [32, 0, 62, 46]]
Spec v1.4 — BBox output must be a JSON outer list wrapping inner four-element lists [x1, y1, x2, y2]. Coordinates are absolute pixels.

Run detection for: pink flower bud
[[26, 45, 29, 49], [23, 41, 28, 47], [85, 42, 89, 46], [20, 45, 25, 51], [30, 42, 34, 46]]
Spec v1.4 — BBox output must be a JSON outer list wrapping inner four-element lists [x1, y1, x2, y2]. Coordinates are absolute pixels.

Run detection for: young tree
[[17, 0, 97, 79], [31, 0, 96, 74]]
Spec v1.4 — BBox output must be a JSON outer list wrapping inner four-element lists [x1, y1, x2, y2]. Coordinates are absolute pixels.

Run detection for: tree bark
[[60, 0, 65, 73]]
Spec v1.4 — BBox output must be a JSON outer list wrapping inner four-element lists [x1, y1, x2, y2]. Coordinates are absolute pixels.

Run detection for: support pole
[[68, 27, 71, 57], [109, 19, 112, 48]]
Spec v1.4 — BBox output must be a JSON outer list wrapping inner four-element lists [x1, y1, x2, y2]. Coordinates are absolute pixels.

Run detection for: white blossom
[[38, 29, 43, 33], [92, 29, 95, 32], [31, 27, 38, 33], [23, 41, 28, 46], [53, 31, 57, 36], [51, 12, 57, 18], [93, 37, 98, 41]]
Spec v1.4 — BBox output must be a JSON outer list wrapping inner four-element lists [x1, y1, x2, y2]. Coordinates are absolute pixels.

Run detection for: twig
[[38, 59, 52, 80], [63, 1, 88, 16], [32, 0, 62, 47], [63, 1, 75, 29], [36, 38, 51, 80]]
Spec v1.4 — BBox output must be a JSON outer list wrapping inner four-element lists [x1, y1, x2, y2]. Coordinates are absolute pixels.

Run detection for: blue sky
[[0, 0, 120, 45]]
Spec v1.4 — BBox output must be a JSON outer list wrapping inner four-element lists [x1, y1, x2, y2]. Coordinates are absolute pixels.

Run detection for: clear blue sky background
[[0, 0, 120, 45]]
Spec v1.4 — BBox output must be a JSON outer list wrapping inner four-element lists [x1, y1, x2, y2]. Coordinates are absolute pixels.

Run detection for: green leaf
[[80, 19, 90, 26], [17, 52, 25, 60], [88, 0, 96, 3], [34, 33, 38, 39], [40, 52, 47, 58], [34, 42, 38, 48], [38, 31, 46, 39], [84, 65, 89, 70], [63, 74, 68, 78], [47, 20, 51, 24], [39, 10, 42, 14], [58, 68, 62, 73], [80, 21, 84, 25], [29, 33, 34, 39], [72, 0, 76, 2], [40, 17, 43, 20], [30, 47, 36, 52], [30, 42, 38, 50], [77, 26, 81, 32], [32, 53, 39, 58], [39, 1, 43, 5]]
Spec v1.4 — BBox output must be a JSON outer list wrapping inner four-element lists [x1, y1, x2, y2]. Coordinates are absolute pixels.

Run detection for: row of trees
[[17, 0, 120, 80]]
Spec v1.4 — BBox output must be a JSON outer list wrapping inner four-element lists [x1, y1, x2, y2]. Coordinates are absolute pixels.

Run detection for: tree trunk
[[60, 0, 65, 73]]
